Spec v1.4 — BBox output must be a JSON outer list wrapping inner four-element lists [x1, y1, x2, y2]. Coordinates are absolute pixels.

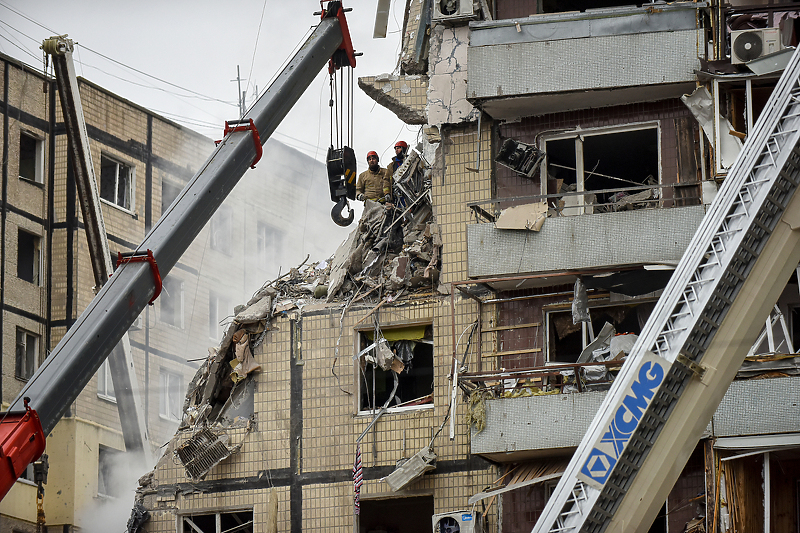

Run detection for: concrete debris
[[385, 446, 437, 491], [495, 202, 548, 231]]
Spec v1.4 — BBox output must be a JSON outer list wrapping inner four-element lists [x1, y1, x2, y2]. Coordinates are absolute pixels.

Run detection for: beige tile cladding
[[146, 291, 500, 532], [432, 122, 493, 285]]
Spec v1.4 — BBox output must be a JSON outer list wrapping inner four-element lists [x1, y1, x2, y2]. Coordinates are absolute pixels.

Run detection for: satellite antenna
[[374, 0, 391, 38]]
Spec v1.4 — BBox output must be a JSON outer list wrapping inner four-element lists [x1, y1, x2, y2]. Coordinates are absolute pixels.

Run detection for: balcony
[[466, 3, 704, 119], [469, 374, 800, 461], [466, 196, 706, 279]]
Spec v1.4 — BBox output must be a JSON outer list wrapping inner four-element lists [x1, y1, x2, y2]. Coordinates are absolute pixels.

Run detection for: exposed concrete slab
[[359, 75, 427, 124]]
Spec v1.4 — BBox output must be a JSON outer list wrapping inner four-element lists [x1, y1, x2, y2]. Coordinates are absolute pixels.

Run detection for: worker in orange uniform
[[356, 151, 392, 203], [387, 140, 408, 174]]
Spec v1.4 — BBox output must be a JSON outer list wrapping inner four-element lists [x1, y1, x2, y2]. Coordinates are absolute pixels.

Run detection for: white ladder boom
[[534, 48, 800, 533]]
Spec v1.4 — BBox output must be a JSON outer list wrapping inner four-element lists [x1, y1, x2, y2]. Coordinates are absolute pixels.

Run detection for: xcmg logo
[[578, 354, 666, 488]]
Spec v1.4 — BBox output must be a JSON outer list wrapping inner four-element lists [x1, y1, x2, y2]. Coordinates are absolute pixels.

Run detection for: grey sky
[[0, 0, 412, 172]]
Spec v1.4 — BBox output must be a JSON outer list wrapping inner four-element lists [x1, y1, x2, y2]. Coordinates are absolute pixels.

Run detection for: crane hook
[[331, 196, 354, 227]]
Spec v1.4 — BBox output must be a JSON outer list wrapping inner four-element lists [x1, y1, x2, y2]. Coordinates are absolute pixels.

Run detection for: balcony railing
[[468, 182, 702, 223]]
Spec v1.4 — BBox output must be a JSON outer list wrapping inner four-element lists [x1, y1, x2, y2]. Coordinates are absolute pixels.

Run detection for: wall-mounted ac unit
[[731, 28, 784, 64], [432, 511, 476, 533], [432, 0, 477, 23]]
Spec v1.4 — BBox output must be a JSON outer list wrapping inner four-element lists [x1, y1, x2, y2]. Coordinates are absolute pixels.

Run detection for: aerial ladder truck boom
[[534, 47, 800, 533], [0, 1, 357, 500]]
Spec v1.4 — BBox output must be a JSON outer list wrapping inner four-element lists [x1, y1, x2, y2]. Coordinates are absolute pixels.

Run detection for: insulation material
[[681, 86, 742, 169], [494, 202, 548, 231], [572, 278, 590, 324]]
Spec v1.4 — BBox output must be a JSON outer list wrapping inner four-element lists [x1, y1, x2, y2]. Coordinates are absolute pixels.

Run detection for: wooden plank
[[483, 348, 542, 357], [481, 322, 541, 333]]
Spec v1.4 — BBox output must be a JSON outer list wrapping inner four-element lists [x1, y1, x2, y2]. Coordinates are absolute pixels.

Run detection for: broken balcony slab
[[466, 205, 705, 278], [358, 75, 428, 125], [467, 4, 702, 119], [471, 375, 800, 462]]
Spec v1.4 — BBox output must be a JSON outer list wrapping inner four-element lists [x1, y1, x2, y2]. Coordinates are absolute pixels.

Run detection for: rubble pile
[[153, 145, 440, 482]]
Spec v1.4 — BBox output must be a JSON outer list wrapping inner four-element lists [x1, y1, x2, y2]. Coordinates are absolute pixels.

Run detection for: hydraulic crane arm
[[43, 35, 152, 465], [0, 1, 355, 501]]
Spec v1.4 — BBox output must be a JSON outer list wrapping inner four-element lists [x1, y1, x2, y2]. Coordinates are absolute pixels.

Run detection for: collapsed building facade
[[140, 1, 800, 533]]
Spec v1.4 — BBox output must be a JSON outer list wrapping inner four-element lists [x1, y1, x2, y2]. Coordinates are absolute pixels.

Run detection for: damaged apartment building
[[138, 1, 800, 533]]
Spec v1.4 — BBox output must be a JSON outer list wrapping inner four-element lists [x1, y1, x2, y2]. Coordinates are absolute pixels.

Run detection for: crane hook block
[[331, 196, 354, 227], [327, 146, 356, 226]]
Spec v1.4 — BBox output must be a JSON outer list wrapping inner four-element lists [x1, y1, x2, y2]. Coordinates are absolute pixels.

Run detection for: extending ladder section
[[535, 48, 800, 533]]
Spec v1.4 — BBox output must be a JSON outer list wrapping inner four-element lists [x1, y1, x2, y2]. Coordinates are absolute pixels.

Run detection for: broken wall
[[428, 25, 479, 127], [142, 298, 496, 532], [496, 99, 699, 206], [358, 75, 428, 124]]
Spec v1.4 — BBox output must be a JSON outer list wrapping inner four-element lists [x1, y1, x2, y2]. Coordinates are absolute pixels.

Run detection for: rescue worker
[[387, 140, 408, 174], [356, 151, 392, 203]]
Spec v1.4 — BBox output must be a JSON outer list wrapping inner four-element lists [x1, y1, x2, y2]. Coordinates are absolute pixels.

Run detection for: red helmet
[[395, 141, 408, 150], [366, 150, 379, 161]]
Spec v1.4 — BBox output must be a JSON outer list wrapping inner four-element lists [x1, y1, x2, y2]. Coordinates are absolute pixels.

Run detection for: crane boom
[[534, 47, 800, 533], [0, 1, 355, 501]]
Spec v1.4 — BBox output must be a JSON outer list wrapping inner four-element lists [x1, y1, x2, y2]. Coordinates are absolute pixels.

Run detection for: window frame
[[161, 276, 185, 329], [159, 368, 183, 422], [179, 509, 254, 533], [97, 445, 121, 498], [540, 121, 662, 214], [210, 205, 233, 255], [97, 359, 116, 402], [256, 220, 281, 266], [208, 291, 230, 341], [543, 300, 654, 364], [19, 130, 45, 184], [15, 327, 39, 381], [353, 320, 435, 416], [16, 228, 41, 285], [99, 153, 135, 212]]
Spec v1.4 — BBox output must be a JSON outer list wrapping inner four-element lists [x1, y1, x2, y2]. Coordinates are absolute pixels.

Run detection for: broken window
[[97, 359, 115, 401], [97, 445, 121, 498], [546, 302, 652, 363], [356, 324, 434, 413], [208, 292, 230, 340], [181, 510, 253, 533], [17, 229, 40, 285], [210, 205, 232, 255], [19, 131, 44, 183], [161, 180, 182, 216], [544, 125, 660, 214], [15, 328, 39, 381], [100, 154, 133, 211], [161, 276, 184, 328], [159, 368, 183, 421]]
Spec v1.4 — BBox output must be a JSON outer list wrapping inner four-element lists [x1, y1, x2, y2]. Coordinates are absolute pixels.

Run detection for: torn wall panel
[[400, 0, 431, 74], [428, 25, 479, 127], [358, 75, 428, 124]]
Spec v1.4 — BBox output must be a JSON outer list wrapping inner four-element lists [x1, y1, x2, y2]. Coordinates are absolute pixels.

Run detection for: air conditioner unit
[[432, 0, 477, 23], [432, 511, 477, 533], [731, 28, 784, 64]]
